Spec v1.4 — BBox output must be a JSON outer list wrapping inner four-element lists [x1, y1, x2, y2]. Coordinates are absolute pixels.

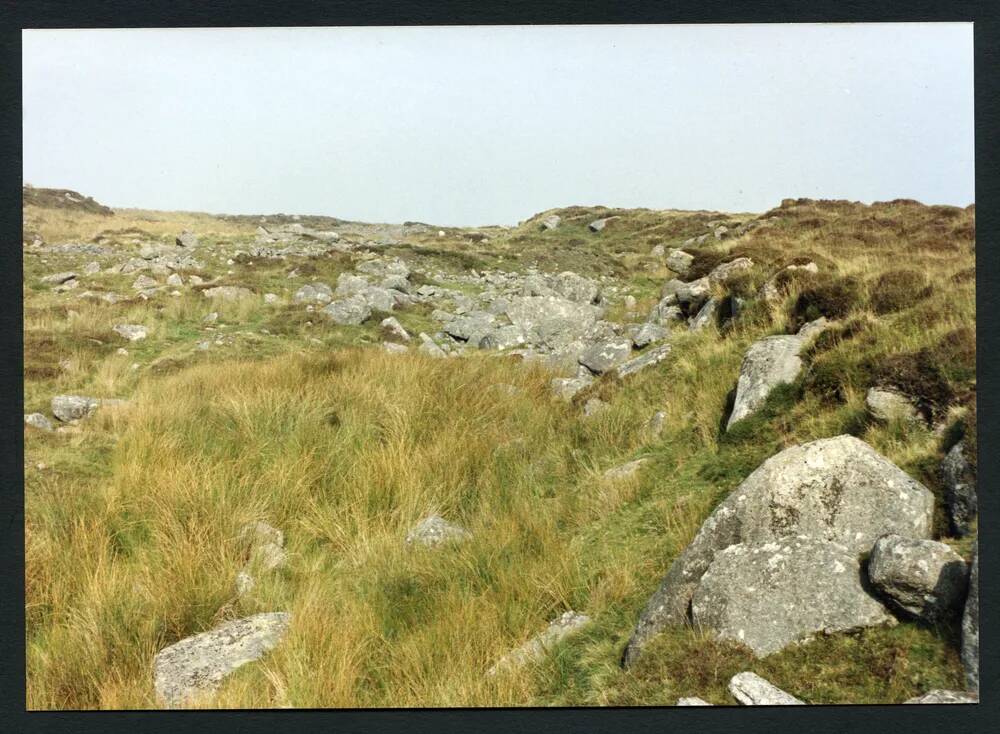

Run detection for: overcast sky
[[23, 24, 973, 226]]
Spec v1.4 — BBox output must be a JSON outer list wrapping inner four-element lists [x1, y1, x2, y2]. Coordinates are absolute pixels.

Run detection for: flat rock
[[868, 534, 968, 621], [417, 333, 447, 358], [153, 612, 291, 707], [405, 515, 470, 547], [24, 413, 54, 432], [551, 376, 593, 402], [728, 672, 803, 705], [616, 343, 672, 377], [904, 689, 978, 704], [41, 271, 77, 285], [505, 296, 603, 350], [487, 611, 590, 675], [579, 338, 633, 374], [623, 435, 934, 666], [677, 697, 713, 706], [113, 324, 148, 342], [132, 274, 158, 290], [692, 535, 895, 657]]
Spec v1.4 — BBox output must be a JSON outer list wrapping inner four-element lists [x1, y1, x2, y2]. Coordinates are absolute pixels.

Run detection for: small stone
[[646, 410, 667, 438], [866, 388, 922, 424], [24, 413, 54, 432], [583, 398, 609, 417], [405, 515, 470, 547], [729, 672, 803, 705], [603, 459, 650, 482], [112, 324, 148, 342], [166, 273, 184, 287], [677, 697, 713, 706]]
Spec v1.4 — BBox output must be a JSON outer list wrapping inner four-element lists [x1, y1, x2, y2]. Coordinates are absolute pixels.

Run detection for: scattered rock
[[380, 316, 411, 341], [666, 249, 694, 276], [689, 297, 718, 331], [707, 257, 753, 286], [51, 395, 101, 422], [417, 333, 447, 358], [868, 534, 969, 622], [675, 278, 712, 313], [40, 271, 77, 285], [152, 612, 291, 707], [623, 435, 934, 666], [904, 690, 978, 704], [83, 261, 101, 275], [729, 672, 803, 705], [551, 376, 593, 402], [632, 322, 669, 349], [616, 343, 672, 378], [941, 442, 977, 537], [175, 230, 199, 248], [405, 515, 471, 547], [676, 697, 713, 706], [579, 338, 633, 375], [320, 295, 372, 325], [583, 398, 609, 417], [24, 413, 54, 432], [113, 324, 148, 342], [651, 244, 666, 258], [540, 214, 561, 230], [132, 274, 158, 290], [603, 458, 650, 482], [865, 388, 922, 424], [263, 293, 279, 304], [487, 611, 590, 675], [588, 217, 611, 232], [166, 273, 184, 287], [726, 319, 826, 430], [646, 410, 667, 438], [293, 283, 333, 304]]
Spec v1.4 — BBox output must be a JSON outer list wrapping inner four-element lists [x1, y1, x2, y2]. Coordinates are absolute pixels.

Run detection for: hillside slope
[[23, 194, 976, 708]]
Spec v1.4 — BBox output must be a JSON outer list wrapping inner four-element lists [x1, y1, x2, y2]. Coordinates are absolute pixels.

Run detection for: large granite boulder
[[868, 534, 969, 622], [692, 535, 895, 656], [153, 612, 291, 707], [622, 435, 934, 666]]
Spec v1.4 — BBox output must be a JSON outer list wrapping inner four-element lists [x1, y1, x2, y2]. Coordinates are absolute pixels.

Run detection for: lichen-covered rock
[[293, 282, 333, 304], [868, 534, 968, 621], [622, 435, 934, 666], [132, 274, 158, 290], [113, 324, 148, 342], [632, 322, 670, 348], [487, 611, 590, 675], [692, 536, 895, 656], [865, 388, 922, 424], [728, 672, 803, 705], [504, 296, 603, 350], [320, 295, 372, 325], [51, 395, 101, 422], [579, 338, 632, 374], [41, 271, 78, 285], [24, 413, 55, 432], [904, 690, 978, 704], [962, 547, 979, 693], [551, 375, 593, 402], [405, 515, 470, 547], [666, 249, 694, 276], [707, 258, 753, 286], [616, 343, 672, 378], [647, 296, 684, 326], [583, 398, 609, 417], [726, 319, 826, 429], [152, 612, 291, 707], [942, 442, 977, 537]]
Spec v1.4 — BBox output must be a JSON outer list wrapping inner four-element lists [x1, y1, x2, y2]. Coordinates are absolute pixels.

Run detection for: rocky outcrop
[[728, 672, 803, 705], [622, 435, 934, 666], [153, 612, 291, 707], [726, 319, 826, 430], [540, 214, 561, 230], [868, 534, 968, 622]]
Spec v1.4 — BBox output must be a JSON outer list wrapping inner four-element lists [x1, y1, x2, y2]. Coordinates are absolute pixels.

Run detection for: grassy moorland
[[24, 193, 975, 708]]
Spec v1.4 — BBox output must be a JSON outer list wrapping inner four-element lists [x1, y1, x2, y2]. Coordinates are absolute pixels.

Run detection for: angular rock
[[380, 316, 411, 341], [263, 293, 280, 304], [689, 297, 718, 331], [707, 257, 753, 286], [487, 611, 590, 675], [405, 515, 470, 547], [651, 244, 666, 258], [320, 295, 371, 325], [616, 343, 672, 378], [729, 672, 803, 705], [588, 217, 610, 232], [666, 249, 694, 276], [51, 395, 101, 422], [24, 413, 55, 432], [540, 214, 561, 230], [293, 283, 333, 304], [726, 319, 826, 430], [41, 271, 77, 285], [675, 278, 712, 313], [632, 322, 669, 349], [661, 278, 685, 299], [692, 535, 895, 656], [505, 296, 602, 350], [444, 311, 497, 341], [579, 338, 633, 374], [83, 261, 101, 275], [153, 612, 291, 707], [647, 296, 684, 326], [623, 435, 934, 666], [417, 333, 447, 358], [166, 273, 184, 287], [132, 274, 158, 290], [868, 534, 968, 621], [479, 324, 527, 350], [866, 388, 922, 424], [175, 230, 199, 248], [113, 324, 148, 342], [942, 442, 977, 537], [677, 697, 713, 706], [904, 690, 978, 704], [962, 548, 979, 693]]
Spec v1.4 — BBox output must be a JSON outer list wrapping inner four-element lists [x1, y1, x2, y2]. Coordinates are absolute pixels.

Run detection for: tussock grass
[[25, 197, 975, 708]]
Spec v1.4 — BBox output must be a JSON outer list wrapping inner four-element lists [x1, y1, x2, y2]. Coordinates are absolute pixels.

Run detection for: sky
[[22, 24, 974, 226]]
